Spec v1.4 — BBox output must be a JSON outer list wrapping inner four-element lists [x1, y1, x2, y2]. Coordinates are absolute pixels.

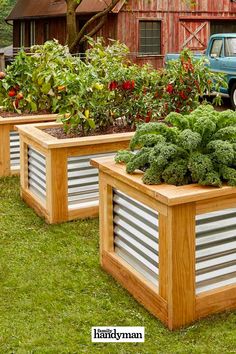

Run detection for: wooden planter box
[[91, 157, 236, 330], [17, 122, 133, 224], [0, 114, 58, 177]]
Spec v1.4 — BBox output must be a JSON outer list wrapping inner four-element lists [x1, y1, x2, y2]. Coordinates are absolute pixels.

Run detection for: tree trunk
[[66, 0, 80, 49], [67, 0, 121, 53]]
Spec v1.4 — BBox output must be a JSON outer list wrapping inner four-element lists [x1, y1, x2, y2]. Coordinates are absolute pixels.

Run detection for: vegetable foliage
[[115, 105, 236, 187]]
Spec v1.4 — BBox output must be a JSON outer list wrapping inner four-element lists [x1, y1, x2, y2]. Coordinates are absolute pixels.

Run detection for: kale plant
[[115, 105, 236, 187]]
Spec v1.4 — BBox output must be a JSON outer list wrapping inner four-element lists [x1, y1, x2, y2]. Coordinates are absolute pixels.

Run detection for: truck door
[[208, 37, 225, 74], [223, 37, 236, 75]]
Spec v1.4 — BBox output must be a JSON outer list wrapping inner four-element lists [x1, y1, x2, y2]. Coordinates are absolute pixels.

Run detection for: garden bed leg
[[0, 125, 10, 176], [99, 171, 114, 262], [47, 149, 68, 223], [165, 203, 196, 330]]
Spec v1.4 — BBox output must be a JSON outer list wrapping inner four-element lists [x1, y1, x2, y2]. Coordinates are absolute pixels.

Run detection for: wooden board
[[17, 122, 134, 149], [91, 157, 236, 207]]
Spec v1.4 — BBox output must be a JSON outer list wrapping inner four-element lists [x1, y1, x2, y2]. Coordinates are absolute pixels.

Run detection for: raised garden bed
[[0, 114, 57, 177], [91, 156, 236, 330], [17, 122, 133, 224]]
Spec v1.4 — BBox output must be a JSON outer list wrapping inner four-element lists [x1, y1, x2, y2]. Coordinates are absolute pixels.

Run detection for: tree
[[0, 0, 16, 47], [65, 0, 121, 53]]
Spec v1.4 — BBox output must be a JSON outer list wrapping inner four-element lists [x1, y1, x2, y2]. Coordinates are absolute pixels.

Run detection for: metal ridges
[[10, 131, 20, 169], [113, 189, 159, 286], [67, 152, 115, 210], [28, 146, 46, 202], [196, 208, 236, 294]]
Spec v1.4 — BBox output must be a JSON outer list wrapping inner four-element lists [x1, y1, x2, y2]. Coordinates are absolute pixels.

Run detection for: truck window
[[210, 39, 223, 57], [225, 38, 236, 57]]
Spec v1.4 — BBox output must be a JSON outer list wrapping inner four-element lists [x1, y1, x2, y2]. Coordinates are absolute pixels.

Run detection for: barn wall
[[116, 0, 236, 67], [12, 17, 67, 49], [95, 14, 118, 43], [11, 0, 236, 68]]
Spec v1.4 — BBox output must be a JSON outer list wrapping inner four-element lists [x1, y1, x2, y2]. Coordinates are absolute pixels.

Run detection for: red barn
[[6, 0, 236, 67]]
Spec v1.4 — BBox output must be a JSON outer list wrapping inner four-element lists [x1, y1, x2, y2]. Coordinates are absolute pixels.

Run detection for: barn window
[[19, 21, 25, 47], [139, 21, 161, 55], [30, 21, 36, 46]]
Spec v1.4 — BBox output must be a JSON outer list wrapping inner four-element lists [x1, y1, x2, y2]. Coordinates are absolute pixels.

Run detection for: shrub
[[54, 38, 162, 133], [157, 49, 226, 116], [115, 105, 236, 187], [0, 40, 79, 113]]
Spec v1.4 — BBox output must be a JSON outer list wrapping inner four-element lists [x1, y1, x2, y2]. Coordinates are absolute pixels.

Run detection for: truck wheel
[[230, 83, 236, 110]]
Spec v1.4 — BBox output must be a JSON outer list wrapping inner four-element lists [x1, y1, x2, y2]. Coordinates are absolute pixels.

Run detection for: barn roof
[[6, 0, 125, 20]]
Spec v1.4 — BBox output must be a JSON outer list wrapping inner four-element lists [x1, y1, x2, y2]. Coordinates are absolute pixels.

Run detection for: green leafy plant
[[54, 38, 163, 134], [157, 49, 226, 116], [0, 40, 79, 113], [0, 39, 225, 137], [115, 105, 236, 187]]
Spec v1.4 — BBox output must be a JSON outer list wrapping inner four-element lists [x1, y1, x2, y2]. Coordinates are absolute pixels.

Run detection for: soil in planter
[[44, 124, 136, 139]]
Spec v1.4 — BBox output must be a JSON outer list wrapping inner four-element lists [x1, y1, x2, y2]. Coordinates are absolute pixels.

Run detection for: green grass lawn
[[0, 176, 236, 354]]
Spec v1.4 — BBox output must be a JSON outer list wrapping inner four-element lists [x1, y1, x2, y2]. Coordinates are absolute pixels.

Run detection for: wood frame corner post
[[99, 171, 114, 267], [0, 125, 10, 177], [20, 138, 29, 192], [46, 148, 68, 224], [166, 202, 196, 330]]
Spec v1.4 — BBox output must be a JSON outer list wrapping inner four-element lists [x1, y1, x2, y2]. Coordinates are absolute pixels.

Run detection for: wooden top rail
[[91, 157, 236, 207], [16, 122, 134, 149], [0, 113, 58, 125]]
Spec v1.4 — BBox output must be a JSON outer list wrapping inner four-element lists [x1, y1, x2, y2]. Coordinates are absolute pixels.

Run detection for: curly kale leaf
[[192, 117, 216, 145], [212, 126, 236, 142], [199, 171, 222, 187], [188, 152, 213, 182], [216, 110, 236, 129], [137, 134, 166, 147], [162, 159, 189, 186], [207, 140, 235, 165], [142, 164, 162, 185], [126, 147, 151, 174], [165, 112, 190, 130], [220, 165, 236, 186], [178, 129, 201, 151], [188, 104, 217, 127], [129, 122, 178, 150], [149, 143, 187, 169], [115, 150, 134, 164]]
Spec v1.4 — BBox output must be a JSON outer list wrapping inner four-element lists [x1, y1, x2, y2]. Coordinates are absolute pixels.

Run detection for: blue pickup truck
[[165, 34, 236, 109]]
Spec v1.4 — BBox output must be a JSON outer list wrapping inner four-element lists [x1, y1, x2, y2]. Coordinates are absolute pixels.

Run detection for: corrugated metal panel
[[28, 147, 46, 203], [112, 189, 236, 294], [113, 189, 159, 286], [196, 208, 236, 294], [10, 131, 20, 169], [67, 152, 115, 210]]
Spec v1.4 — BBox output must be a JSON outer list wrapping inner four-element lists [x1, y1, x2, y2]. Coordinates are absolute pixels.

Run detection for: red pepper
[[8, 89, 16, 97], [166, 84, 174, 94], [109, 81, 118, 91]]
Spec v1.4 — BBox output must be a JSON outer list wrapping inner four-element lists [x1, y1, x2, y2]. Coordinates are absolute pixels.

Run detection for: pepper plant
[[0, 40, 80, 113], [157, 48, 226, 117]]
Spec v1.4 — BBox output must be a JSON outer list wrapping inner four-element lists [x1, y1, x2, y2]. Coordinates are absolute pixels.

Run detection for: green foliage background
[[0, 0, 16, 48]]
